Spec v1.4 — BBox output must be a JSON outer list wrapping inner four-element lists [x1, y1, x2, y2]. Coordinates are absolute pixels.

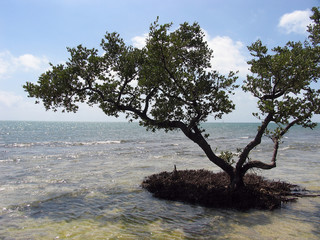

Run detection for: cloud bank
[[278, 9, 312, 34], [203, 32, 249, 77]]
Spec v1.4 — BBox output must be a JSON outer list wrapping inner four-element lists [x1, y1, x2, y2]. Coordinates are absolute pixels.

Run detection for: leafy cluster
[[24, 19, 238, 133], [244, 40, 319, 127], [243, 7, 320, 141]]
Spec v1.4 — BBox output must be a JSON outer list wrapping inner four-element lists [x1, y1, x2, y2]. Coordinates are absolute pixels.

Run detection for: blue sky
[[0, 0, 319, 122]]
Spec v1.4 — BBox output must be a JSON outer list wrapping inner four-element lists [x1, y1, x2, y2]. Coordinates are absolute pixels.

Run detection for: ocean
[[0, 121, 319, 239]]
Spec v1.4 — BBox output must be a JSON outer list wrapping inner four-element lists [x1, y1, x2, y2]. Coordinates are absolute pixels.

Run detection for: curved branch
[[188, 125, 234, 177], [236, 113, 273, 171], [242, 159, 276, 171], [262, 90, 285, 100], [241, 139, 278, 174], [241, 118, 299, 175], [280, 119, 300, 136], [242, 136, 279, 175]]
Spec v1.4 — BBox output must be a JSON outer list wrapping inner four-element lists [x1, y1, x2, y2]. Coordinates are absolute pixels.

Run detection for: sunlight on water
[[5, 218, 187, 240], [3, 203, 319, 240], [0, 122, 319, 239]]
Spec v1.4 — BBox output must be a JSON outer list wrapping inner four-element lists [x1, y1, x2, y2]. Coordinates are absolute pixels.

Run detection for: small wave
[[215, 137, 227, 140], [4, 142, 46, 148], [0, 159, 14, 163], [12, 143, 35, 148], [69, 140, 122, 146], [280, 146, 292, 151], [0, 158, 21, 163], [5, 140, 124, 148], [153, 155, 172, 159], [240, 135, 256, 139]]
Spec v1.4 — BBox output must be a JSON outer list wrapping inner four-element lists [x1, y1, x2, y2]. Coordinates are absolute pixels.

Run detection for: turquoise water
[[0, 121, 319, 239]]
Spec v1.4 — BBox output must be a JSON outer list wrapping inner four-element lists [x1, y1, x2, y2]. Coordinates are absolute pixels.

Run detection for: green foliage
[[24, 18, 238, 133], [308, 7, 320, 46], [218, 148, 247, 166], [219, 150, 236, 166], [243, 7, 320, 139]]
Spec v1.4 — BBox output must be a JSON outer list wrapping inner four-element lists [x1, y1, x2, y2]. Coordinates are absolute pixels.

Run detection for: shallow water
[[0, 121, 319, 239]]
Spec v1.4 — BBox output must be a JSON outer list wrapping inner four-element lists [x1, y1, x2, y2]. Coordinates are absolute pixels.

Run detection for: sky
[[0, 0, 319, 122]]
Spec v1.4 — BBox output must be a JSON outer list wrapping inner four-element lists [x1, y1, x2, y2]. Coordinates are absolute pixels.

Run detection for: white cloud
[[17, 54, 48, 71], [204, 33, 249, 77], [278, 9, 312, 34], [0, 51, 14, 77], [0, 91, 23, 107], [131, 33, 148, 49], [0, 51, 49, 79]]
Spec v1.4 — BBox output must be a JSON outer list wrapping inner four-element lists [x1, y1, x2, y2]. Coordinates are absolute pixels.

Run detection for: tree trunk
[[229, 169, 245, 191], [179, 125, 235, 178]]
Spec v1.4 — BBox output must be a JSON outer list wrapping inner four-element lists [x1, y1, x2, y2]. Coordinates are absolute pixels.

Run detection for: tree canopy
[[24, 19, 238, 132], [24, 8, 320, 190]]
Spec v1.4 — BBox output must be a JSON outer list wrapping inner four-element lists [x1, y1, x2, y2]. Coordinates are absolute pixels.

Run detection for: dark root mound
[[141, 169, 299, 210]]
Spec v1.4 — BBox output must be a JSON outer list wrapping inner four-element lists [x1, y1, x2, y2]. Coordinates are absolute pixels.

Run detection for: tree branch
[[262, 90, 285, 100], [241, 139, 278, 174], [190, 125, 235, 177], [143, 88, 158, 115], [280, 119, 300, 136], [241, 118, 299, 174], [158, 87, 192, 105], [117, 77, 130, 104], [236, 113, 273, 171], [115, 95, 234, 177], [159, 44, 190, 99]]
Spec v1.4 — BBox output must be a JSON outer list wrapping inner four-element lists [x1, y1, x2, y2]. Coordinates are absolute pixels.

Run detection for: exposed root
[[141, 169, 302, 210]]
